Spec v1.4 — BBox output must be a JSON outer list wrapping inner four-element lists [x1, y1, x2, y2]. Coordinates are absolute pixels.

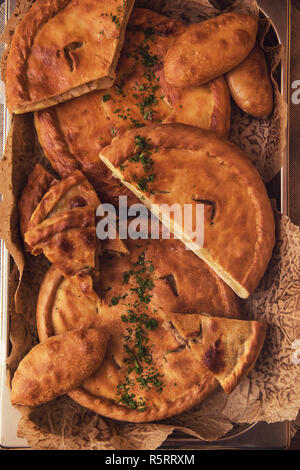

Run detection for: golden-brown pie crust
[[33, 8, 231, 205], [36, 265, 220, 422], [225, 44, 274, 118], [100, 123, 275, 299], [164, 12, 258, 88], [11, 328, 108, 407], [5, 0, 135, 113], [164, 312, 267, 394]]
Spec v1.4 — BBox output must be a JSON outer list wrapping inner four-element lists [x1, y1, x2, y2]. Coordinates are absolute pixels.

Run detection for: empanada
[[11, 328, 108, 407], [164, 11, 258, 88], [225, 44, 274, 118]]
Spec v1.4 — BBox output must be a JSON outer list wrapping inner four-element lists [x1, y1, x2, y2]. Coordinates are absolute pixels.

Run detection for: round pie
[[100, 122, 276, 299], [34, 7, 231, 205], [36, 234, 242, 423]]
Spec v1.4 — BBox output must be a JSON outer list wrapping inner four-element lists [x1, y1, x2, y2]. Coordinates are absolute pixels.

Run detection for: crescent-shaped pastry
[[164, 11, 258, 88], [100, 123, 275, 299], [11, 328, 108, 407]]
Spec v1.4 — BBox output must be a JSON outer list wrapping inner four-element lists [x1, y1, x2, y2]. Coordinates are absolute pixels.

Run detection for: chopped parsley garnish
[[125, 135, 156, 192], [110, 13, 120, 28], [113, 250, 164, 411], [138, 44, 158, 69], [103, 94, 111, 102]]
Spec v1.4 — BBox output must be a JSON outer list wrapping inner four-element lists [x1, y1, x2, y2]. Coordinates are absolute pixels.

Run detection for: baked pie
[[5, 0, 135, 113], [100, 123, 276, 299], [33, 8, 231, 205], [163, 312, 266, 394], [25, 205, 97, 277], [35, 229, 244, 422], [11, 328, 108, 407]]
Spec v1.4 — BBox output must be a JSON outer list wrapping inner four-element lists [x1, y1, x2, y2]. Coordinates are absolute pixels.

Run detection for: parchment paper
[[0, 0, 299, 450]]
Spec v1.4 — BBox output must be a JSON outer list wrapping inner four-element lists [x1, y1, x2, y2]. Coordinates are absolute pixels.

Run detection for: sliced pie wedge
[[163, 312, 267, 394], [26, 169, 100, 232], [25, 206, 97, 277], [5, 0, 135, 113], [24, 169, 128, 265], [18, 164, 58, 244], [99, 123, 275, 299]]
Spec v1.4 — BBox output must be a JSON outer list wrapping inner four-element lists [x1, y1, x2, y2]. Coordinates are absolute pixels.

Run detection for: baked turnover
[[164, 11, 258, 88], [100, 123, 276, 299], [5, 0, 135, 113], [11, 328, 108, 407], [34, 8, 231, 205], [225, 44, 274, 119]]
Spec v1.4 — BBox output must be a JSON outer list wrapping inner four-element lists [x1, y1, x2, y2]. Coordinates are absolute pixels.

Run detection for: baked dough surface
[[164, 312, 266, 394], [100, 123, 275, 299], [34, 8, 231, 205], [6, 0, 135, 113], [164, 11, 258, 88], [36, 232, 243, 422], [11, 328, 108, 407]]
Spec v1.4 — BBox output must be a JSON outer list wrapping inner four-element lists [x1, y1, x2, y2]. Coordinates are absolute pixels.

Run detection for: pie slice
[[99, 123, 276, 299], [164, 312, 267, 394], [225, 44, 274, 119], [24, 169, 127, 262], [24, 206, 97, 277], [5, 0, 135, 113], [18, 164, 58, 243], [33, 7, 231, 206]]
